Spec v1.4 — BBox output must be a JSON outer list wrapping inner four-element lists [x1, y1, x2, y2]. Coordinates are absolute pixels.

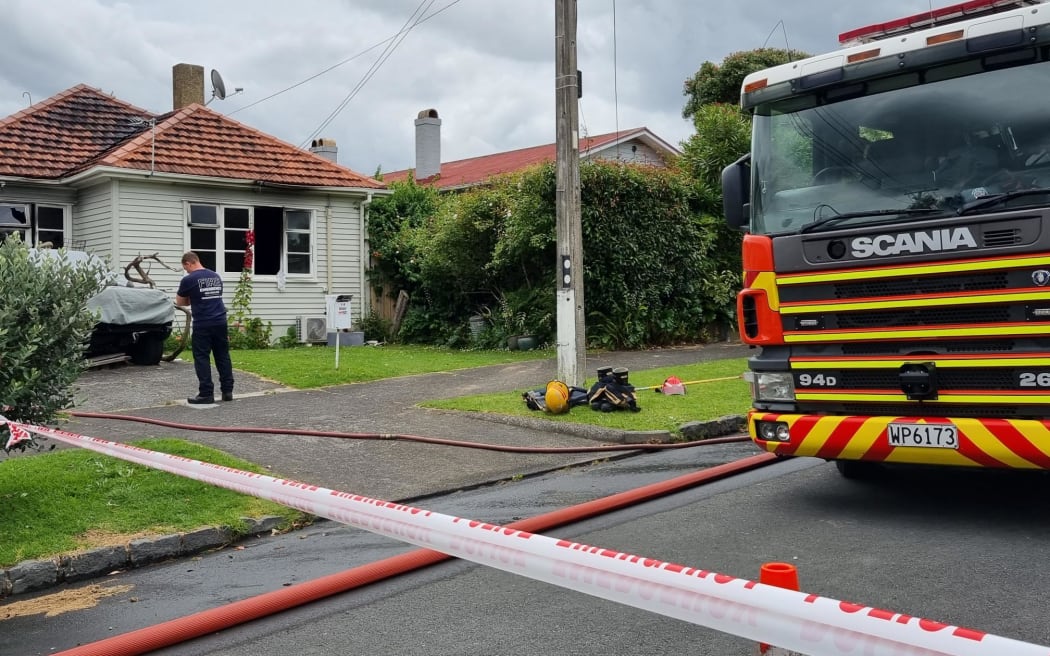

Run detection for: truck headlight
[[744, 371, 795, 402]]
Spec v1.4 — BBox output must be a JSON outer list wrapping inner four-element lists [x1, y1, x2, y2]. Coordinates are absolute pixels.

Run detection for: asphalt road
[[5, 446, 1050, 656]]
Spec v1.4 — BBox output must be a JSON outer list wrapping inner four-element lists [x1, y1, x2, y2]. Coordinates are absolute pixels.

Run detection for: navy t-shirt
[[178, 268, 228, 327]]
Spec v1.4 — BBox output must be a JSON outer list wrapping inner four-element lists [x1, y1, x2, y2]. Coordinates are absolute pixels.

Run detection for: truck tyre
[[129, 333, 165, 366]]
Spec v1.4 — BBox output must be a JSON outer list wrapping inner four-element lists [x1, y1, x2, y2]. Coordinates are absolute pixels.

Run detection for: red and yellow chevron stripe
[[749, 412, 1050, 469]]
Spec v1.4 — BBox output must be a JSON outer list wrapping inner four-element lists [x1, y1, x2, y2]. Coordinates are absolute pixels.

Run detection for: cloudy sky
[[1, 0, 929, 176]]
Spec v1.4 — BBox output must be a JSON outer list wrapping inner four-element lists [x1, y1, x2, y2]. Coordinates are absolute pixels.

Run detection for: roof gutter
[[54, 166, 388, 195], [0, 175, 72, 187]]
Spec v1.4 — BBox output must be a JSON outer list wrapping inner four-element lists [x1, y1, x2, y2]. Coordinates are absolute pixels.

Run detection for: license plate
[[887, 422, 959, 449]]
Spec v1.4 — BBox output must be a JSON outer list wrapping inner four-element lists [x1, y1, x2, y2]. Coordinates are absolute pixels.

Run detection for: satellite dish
[[210, 69, 227, 101]]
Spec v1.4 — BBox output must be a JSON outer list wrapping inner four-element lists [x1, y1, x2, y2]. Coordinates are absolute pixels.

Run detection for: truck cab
[[722, 0, 1050, 475]]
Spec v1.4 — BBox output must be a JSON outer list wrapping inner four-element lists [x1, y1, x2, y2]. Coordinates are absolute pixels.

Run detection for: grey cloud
[[0, 0, 962, 176]]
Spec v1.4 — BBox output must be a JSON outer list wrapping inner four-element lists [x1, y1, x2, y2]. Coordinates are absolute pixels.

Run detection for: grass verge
[[420, 358, 751, 436], [0, 439, 306, 568]]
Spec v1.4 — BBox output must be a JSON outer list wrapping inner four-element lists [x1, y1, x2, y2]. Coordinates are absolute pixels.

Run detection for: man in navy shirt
[[176, 252, 234, 404]]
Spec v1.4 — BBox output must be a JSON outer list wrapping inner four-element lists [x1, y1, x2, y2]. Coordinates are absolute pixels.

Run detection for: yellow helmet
[[544, 380, 570, 414]]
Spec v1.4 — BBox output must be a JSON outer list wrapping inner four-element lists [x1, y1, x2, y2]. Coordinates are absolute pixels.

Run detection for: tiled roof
[[0, 85, 151, 179], [0, 85, 383, 189], [384, 128, 676, 189]]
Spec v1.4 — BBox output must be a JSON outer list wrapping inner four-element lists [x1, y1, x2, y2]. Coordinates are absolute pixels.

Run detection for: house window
[[223, 207, 251, 273], [188, 203, 252, 273], [188, 203, 219, 271], [285, 210, 312, 274], [0, 203, 30, 244], [186, 202, 311, 276], [36, 206, 65, 248], [253, 206, 313, 276], [0, 203, 66, 248]]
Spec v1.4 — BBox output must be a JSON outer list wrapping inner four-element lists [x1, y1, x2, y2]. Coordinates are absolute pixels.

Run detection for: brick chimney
[[310, 138, 338, 163], [172, 63, 205, 110], [414, 108, 441, 180]]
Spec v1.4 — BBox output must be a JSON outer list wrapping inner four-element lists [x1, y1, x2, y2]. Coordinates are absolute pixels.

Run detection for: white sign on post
[[326, 294, 353, 368]]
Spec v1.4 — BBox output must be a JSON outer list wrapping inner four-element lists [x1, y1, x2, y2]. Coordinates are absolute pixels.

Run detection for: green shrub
[[165, 329, 190, 353], [228, 317, 272, 350], [276, 325, 299, 349], [0, 237, 108, 434], [365, 160, 740, 349], [356, 313, 392, 342]]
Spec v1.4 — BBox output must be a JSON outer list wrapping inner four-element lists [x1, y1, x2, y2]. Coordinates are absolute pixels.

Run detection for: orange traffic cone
[[757, 562, 803, 656]]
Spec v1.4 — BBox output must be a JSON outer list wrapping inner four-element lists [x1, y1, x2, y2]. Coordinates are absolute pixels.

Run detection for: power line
[[244, 0, 455, 183], [229, 0, 461, 120], [301, 0, 438, 147]]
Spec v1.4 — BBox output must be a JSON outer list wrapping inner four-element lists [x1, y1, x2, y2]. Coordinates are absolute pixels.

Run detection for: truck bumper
[[749, 411, 1050, 470]]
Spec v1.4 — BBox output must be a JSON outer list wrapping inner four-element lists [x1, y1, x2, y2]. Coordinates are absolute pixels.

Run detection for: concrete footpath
[[0, 342, 752, 597]]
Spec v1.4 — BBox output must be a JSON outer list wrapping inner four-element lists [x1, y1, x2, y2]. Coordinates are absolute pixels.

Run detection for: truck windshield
[[750, 58, 1050, 235]]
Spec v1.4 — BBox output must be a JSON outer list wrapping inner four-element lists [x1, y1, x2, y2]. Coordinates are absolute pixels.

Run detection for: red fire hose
[[53, 452, 778, 656]]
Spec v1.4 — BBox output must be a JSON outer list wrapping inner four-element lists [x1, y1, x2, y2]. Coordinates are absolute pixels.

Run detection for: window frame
[[184, 201, 315, 278], [282, 208, 314, 276], [0, 202, 31, 244], [0, 202, 69, 249]]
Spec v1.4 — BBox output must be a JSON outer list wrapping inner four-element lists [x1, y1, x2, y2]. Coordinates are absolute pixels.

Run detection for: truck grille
[[829, 369, 1016, 390], [831, 272, 1007, 299], [775, 259, 1050, 412], [839, 340, 1016, 355]]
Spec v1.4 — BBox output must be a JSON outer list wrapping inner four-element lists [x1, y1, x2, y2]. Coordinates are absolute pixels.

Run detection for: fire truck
[[721, 0, 1050, 476]]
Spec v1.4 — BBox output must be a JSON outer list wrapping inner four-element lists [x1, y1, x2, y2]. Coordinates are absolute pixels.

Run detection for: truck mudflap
[[749, 411, 1050, 470]]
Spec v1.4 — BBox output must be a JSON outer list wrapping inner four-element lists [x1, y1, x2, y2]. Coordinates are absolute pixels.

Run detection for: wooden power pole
[[555, 0, 586, 386]]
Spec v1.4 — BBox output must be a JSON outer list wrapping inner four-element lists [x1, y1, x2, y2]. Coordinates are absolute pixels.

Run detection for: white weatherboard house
[[0, 63, 387, 342]]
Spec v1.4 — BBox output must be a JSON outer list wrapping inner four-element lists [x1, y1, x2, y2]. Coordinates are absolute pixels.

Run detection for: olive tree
[[1, 236, 107, 447]]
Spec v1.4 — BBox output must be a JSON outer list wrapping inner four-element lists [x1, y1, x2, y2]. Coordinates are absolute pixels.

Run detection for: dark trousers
[[192, 324, 234, 397]]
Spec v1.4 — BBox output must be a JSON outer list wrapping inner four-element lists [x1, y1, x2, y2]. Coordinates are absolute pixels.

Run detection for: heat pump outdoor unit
[[296, 315, 328, 343]]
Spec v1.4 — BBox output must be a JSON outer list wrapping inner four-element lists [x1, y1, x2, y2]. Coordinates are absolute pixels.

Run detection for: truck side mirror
[[721, 153, 751, 231]]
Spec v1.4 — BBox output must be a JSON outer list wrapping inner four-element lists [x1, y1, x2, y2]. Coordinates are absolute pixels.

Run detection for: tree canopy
[[682, 47, 809, 118]]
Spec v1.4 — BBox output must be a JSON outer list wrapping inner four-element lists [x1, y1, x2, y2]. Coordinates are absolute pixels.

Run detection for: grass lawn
[[421, 357, 751, 436], [223, 344, 552, 389], [0, 439, 305, 568], [2, 345, 752, 569]]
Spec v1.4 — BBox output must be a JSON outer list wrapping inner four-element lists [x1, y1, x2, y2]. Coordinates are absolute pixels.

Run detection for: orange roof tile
[[0, 85, 383, 189], [385, 128, 675, 189], [0, 85, 153, 179]]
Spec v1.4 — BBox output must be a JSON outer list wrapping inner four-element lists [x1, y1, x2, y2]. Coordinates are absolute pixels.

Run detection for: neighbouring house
[[384, 108, 681, 190], [0, 63, 387, 343]]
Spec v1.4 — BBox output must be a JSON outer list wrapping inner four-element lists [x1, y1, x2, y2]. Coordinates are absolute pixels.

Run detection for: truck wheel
[[834, 459, 881, 480], [129, 333, 165, 366]]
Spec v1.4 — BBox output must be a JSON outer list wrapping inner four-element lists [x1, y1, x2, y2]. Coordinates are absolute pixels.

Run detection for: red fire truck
[[721, 0, 1050, 476]]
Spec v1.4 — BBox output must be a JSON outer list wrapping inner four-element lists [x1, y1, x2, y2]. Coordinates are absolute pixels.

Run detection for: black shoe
[[187, 395, 215, 405], [221, 392, 234, 402]]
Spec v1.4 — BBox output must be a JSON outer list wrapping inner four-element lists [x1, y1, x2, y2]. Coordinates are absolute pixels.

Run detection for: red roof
[[385, 128, 676, 189], [0, 84, 383, 189]]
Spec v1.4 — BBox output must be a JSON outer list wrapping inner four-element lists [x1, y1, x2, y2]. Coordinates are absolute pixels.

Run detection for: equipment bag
[[587, 374, 641, 413]]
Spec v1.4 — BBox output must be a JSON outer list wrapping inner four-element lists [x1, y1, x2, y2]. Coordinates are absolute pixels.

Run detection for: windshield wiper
[[799, 208, 943, 234], [957, 187, 1050, 215]]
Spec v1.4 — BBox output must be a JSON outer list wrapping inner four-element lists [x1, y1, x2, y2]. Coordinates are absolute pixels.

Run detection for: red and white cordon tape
[[10, 419, 1049, 656]]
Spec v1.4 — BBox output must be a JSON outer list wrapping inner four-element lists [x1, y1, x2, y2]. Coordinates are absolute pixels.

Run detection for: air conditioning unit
[[296, 315, 328, 343]]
